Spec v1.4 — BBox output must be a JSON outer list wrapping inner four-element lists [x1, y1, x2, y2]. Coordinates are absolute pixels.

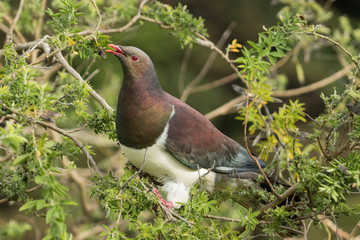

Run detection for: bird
[[106, 44, 266, 209]]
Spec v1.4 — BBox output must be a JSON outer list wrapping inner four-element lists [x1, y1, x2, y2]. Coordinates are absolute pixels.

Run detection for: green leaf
[[60, 200, 78, 206], [19, 200, 37, 212], [46, 208, 56, 224], [12, 153, 31, 166], [36, 199, 47, 210]]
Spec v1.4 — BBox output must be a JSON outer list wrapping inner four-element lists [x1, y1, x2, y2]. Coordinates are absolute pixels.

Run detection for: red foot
[[152, 187, 173, 209]]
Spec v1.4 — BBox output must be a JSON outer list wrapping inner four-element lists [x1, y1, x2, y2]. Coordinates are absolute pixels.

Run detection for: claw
[[152, 187, 173, 209]]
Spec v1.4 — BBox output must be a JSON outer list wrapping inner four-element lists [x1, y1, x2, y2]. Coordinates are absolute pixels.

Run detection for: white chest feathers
[[120, 106, 216, 208]]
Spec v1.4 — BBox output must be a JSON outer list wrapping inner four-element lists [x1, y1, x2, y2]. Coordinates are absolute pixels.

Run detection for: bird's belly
[[120, 143, 216, 190]]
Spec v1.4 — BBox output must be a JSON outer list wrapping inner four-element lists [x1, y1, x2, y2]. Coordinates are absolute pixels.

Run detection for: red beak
[[106, 44, 126, 56]]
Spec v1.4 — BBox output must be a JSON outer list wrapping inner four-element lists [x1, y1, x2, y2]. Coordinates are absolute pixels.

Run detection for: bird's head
[[106, 44, 154, 78]]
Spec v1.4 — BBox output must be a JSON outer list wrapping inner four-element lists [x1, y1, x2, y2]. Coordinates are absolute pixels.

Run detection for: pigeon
[[106, 44, 266, 208]]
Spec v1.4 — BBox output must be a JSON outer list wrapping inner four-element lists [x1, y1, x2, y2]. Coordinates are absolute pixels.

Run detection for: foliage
[[0, 220, 31, 240], [0, 0, 359, 239]]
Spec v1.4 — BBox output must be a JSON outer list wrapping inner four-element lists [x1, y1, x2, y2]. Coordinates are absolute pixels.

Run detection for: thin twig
[[190, 73, 238, 94], [67, 123, 88, 133], [272, 64, 354, 98], [78, 0, 149, 35], [196, 33, 247, 85], [180, 21, 237, 102], [243, 94, 281, 199], [178, 47, 192, 93], [0, 185, 42, 204], [34, 0, 47, 41], [0, 102, 103, 177], [20, 35, 50, 58], [1, 14, 26, 43], [203, 214, 242, 223], [54, 51, 113, 112], [320, 216, 353, 240], [36, 120, 103, 177], [5, 0, 25, 43], [205, 95, 246, 120], [119, 148, 148, 191], [51, 127, 94, 217], [89, 0, 102, 34], [350, 220, 360, 239], [32, 0, 48, 63], [298, 31, 360, 71], [257, 182, 299, 218]]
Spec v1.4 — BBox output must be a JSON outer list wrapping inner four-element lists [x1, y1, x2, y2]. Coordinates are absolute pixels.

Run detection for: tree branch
[[0, 103, 103, 177], [0, 185, 41, 204], [180, 21, 237, 102], [5, 0, 25, 43], [205, 95, 246, 120], [272, 64, 354, 98], [36, 119, 103, 177], [78, 0, 149, 35], [54, 50, 113, 112], [190, 73, 238, 94], [243, 93, 281, 199]]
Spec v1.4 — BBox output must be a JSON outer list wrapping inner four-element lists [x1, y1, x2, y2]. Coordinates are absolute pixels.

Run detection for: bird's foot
[[152, 187, 173, 209]]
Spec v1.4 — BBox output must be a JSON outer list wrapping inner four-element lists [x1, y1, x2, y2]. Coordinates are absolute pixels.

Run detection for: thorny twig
[[54, 50, 113, 111], [0, 103, 103, 177], [243, 93, 281, 199], [35, 120, 103, 177]]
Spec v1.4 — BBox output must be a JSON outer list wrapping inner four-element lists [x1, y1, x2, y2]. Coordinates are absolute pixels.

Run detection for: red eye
[[131, 55, 139, 61]]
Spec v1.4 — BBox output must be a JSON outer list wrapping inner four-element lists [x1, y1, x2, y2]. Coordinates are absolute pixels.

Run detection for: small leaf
[[19, 200, 37, 211], [36, 199, 47, 210], [46, 208, 56, 224], [13, 153, 31, 166]]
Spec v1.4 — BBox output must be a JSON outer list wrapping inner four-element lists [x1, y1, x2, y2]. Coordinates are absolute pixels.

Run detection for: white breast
[[120, 106, 216, 207]]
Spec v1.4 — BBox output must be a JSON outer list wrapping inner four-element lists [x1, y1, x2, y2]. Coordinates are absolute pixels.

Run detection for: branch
[[204, 63, 354, 120], [195, 33, 245, 86], [5, 0, 25, 43], [0, 103, 103, 177], [78, 0, 149, 35], [88, 0, 102, 34], [2, 39, 113, 112], [54, 51, 113, 112], [203, 214, 242, 223], [180, 21, 237, 102], [320, 216, 354, 240], [243, 94, 281, 199], [350, 220, 360, 239], [205, 95, 246, 120], [34, 0, 47, 41], [36, 120, 103, 177], [203, 214, 304, 235], [257, 182, 299, 215], [0, 40, 37, 57], [0, 185, 41, 204], [272, 64, 354, 98], [190, 73, 238, 94], [300, 31, 360, 71]]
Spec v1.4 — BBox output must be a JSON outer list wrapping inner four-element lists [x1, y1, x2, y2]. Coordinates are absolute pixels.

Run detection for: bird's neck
[[116, 68, 172, 149], [123, 64, 162, 92]]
